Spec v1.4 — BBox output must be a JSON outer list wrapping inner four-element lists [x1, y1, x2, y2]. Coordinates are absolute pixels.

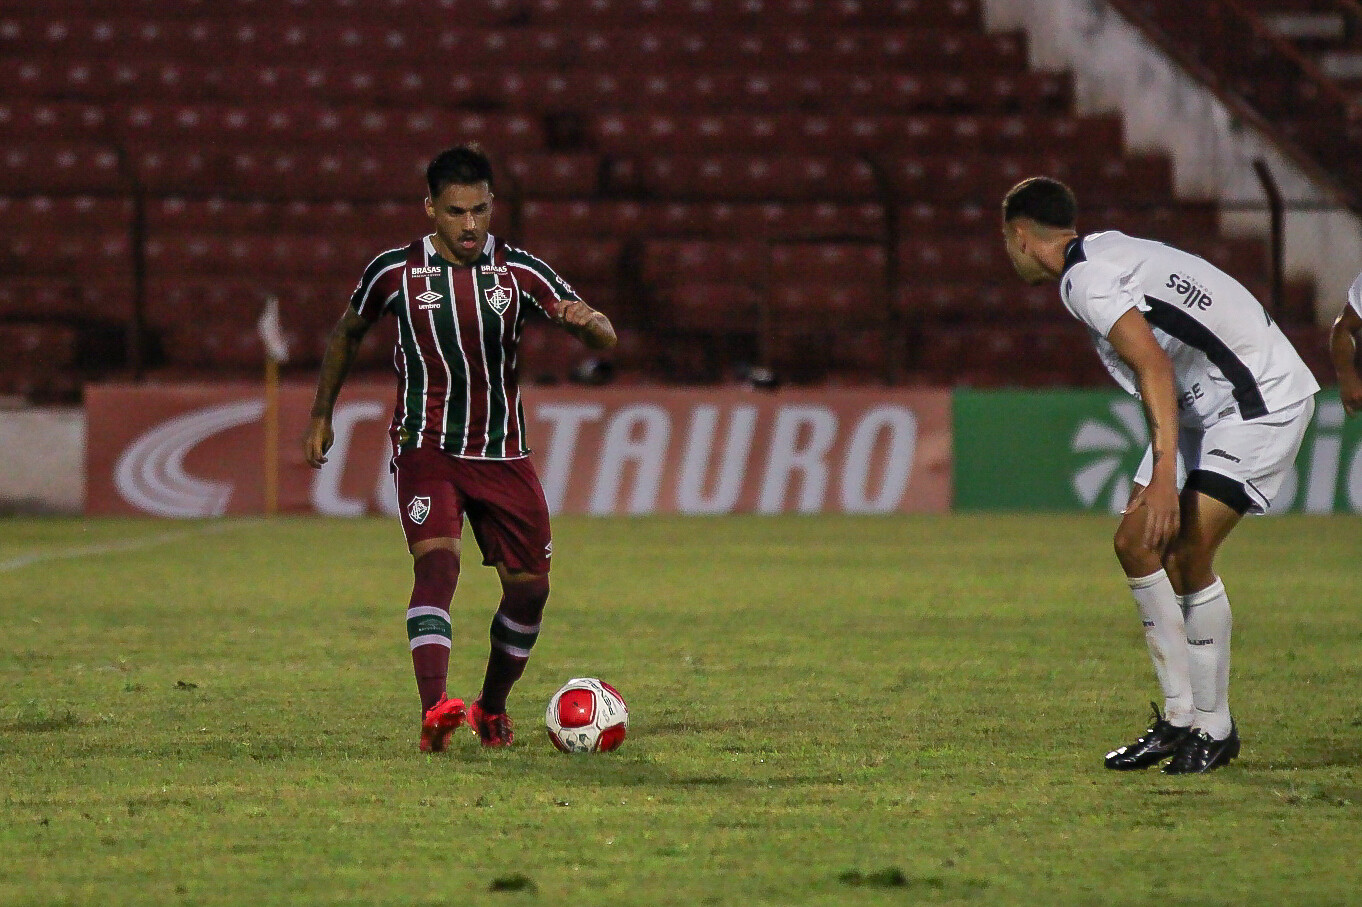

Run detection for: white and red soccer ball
[[545, 678, 628, 753]]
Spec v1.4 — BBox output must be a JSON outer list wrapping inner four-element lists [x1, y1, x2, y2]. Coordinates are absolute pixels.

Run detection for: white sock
[[1182, 578, 1233, 740], [1127, 569, 1194, 726]]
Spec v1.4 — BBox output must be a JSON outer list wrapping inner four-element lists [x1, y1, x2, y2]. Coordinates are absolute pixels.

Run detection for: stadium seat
[[0, 195, 130, 233], [641, 241, 767, 283], [0, 144, 123, 194], [653, 282, 762, 333], [770, 243, 885, 282], [0, 0, 1311, 389], [526, 0, 979, 28], [0, 279, 132, 320], [606, 155, 880, 202], [590, 113, 1121, 156], [769, 282, 888, 328], [0, 231, 131, 277]]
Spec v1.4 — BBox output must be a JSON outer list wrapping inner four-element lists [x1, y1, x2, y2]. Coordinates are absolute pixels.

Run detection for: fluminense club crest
[[407, 495, 432, 524], [485, 283, 513, 315]]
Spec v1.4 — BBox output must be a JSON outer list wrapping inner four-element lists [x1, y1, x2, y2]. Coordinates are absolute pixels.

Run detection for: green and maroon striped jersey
[[350, 233, 579, 459]]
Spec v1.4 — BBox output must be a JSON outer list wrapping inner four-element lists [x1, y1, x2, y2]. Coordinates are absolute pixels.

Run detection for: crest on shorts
[[407, 495, 431, 525]]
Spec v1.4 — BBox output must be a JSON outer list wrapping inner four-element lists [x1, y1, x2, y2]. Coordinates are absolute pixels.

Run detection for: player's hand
[[1129, 475, 1180, 551], [1341, 377, 1362, 416], [559, 300, 596, 329], [303, 416, 334, 469]]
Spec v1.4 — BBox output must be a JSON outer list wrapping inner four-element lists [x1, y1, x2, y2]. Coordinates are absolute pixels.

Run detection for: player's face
[[426, 182, 494, 264], [1003, 220, 1049, 285]]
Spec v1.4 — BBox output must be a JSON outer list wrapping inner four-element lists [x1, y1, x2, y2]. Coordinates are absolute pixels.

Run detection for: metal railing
[[1106, 0, 1362, 209]]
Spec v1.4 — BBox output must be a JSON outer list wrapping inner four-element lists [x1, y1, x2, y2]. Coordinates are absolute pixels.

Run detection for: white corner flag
[[257, 295, 289, 364]]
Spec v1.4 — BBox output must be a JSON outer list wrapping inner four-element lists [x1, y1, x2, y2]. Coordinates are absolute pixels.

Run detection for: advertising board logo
[[1070, 399, 1147, 513], [114, 399, 264, 517]]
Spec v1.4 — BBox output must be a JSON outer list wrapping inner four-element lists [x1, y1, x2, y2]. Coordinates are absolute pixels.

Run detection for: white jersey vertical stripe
[[499, 277, 512, 456], [446, 266, 474, 456], [473, 272, 494, 457], [400, 266, 427, 447], [428, 265, 456, 452], [506, 269, 525, 451]]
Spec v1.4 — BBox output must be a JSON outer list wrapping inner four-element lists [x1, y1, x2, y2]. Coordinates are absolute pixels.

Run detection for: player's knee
[[504, 572, 549, 603], [500, 572, 549, 623], [413, 547, 460, 599], [1166, 536, 1215, 590], [1113, 525, 1159, 575]]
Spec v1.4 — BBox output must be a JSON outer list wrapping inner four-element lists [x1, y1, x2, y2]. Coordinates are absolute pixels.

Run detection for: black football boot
[[1163, 722, 1240, 775], [1104, 703, 1193, 770]]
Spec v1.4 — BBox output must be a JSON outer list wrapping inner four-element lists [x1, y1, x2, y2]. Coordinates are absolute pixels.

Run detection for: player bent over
[[1329, 271, 1362, 415], [304, 145, 616, 751], [1002, 177, 1319, 773]]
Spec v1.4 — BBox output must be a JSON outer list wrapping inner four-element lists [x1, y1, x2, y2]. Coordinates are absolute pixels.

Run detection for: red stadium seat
[[526, 0, 979, 28], [769, 282, 887, 328], [0, 0, 1305, 388], [641, 241, 766, 283], [0, 279, 132, 320], [607, 155, 879, 202], [0, 231, 131, 277], [0, 195, 130, 233], [506, 239, 620, 285], [0, 144, 123, 194], [654, 282, 761, 333], [771, 243, 884, 282]]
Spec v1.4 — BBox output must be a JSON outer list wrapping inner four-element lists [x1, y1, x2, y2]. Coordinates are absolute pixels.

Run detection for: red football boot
[[419, 694, 467, 753], [469, 699, 515, 748]]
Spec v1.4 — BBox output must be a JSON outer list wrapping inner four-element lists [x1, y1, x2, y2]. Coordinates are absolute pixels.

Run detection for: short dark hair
[[1002, 177, 1077, 228], [426, 144, 494, 197]]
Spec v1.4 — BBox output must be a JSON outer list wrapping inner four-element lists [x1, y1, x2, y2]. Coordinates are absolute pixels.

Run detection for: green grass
[[1, 514, 1360, 906]]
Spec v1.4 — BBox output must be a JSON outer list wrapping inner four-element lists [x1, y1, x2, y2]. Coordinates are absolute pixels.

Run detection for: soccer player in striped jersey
[[1002, 177, 1319, 774], [1329, 271, 1362, 415], [303, 145, 616, 751]]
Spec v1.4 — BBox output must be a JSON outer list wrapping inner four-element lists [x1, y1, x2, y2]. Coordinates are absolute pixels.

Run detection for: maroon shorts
[[392, 447, 552, 574]]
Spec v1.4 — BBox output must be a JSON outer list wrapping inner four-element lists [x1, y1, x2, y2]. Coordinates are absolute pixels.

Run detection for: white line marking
[[0, 521, 252, 573]]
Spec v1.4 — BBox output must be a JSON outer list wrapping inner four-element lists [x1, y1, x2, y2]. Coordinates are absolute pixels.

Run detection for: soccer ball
[[544, 677, 628, 753]]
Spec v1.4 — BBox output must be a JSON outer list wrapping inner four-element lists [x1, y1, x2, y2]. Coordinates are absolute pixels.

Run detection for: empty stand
[[0, 2, 1316, 394]]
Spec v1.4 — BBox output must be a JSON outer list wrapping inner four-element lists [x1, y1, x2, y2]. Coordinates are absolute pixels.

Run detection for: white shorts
[[1134, 397, 1314, 514]]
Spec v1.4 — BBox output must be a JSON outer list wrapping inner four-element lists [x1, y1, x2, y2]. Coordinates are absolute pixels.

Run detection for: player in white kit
[[1002, 177, 1319, 774], [1330, 272, 1362, 415]]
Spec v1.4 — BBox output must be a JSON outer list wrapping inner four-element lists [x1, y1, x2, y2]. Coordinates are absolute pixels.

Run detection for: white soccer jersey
[[1060, 231, 1319, 428], [1348, 269, 1362, 318]]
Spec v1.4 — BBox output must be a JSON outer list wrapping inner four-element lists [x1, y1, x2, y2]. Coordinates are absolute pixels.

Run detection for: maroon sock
[[478, 575, 549, 715], [407, 548, 459, 714]]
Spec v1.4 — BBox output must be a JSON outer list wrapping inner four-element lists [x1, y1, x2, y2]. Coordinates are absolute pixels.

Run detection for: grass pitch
[[1, 514, 1360, 906]]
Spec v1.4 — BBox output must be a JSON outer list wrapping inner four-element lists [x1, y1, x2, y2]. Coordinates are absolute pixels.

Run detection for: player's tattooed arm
[[1107, 308, 1181, 550], [304, 308, 372, 468], [559, 300, 618, 350], [1329, 305, 1362, 415]]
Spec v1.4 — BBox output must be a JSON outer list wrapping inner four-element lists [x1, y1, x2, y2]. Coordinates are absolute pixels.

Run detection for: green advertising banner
[[953, 389, 1362, 513]]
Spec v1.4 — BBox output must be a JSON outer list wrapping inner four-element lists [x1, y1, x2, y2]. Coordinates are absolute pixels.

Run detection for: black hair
[[1002, 176, 1078, 228], [426, 144, 494, 197]]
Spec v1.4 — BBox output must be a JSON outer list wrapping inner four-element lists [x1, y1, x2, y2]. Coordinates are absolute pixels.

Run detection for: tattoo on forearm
[[567, 310, 616, 350], [310, 331, 362, 418]]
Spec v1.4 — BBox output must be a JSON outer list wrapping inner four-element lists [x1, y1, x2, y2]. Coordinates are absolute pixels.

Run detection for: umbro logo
[[544, 540, 553, 557], [411, 266, 442, 277], [414, 290, 442, 309], [1207, 448, 1241, 463]]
